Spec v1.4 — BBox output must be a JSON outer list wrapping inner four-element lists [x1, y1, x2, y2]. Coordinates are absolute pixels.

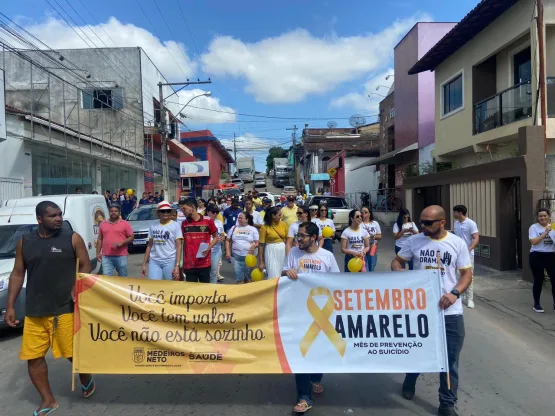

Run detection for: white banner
[[276, 270, 448, 374]]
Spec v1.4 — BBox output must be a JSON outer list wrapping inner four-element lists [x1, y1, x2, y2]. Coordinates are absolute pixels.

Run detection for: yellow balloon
[[251, 268, 264, 282], [126, 188, 133, 196], [245, 254, 257, 268], [347, 257, 363, 273], [322, 226, 334, 239]]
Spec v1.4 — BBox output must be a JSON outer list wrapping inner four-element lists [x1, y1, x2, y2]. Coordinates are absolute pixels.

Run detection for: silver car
[[254, 175, 266, 188]]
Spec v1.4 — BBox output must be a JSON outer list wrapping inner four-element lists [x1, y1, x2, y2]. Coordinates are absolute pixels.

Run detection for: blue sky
[[3, 0, 480, 170]]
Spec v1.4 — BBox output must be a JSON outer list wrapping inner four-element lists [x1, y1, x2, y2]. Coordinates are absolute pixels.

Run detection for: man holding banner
[[282, 221, 340, 413], [392, 205, 472, 416]]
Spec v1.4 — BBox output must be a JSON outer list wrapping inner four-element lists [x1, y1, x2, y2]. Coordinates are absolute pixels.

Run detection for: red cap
[[157, 201, 172, 210]]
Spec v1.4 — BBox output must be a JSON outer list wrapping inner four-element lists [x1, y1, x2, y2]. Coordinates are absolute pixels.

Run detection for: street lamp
[[176, 92, 212, 120], [368, 92, 386, 98], [385, 75, 394, 80], [376, 85, 390, 91]]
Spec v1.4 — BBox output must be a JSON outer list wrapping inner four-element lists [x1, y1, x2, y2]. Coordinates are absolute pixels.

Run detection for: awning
[[311, 173, 330, 181], [169, 139, 193, 157], [350, 142, 418, 171]]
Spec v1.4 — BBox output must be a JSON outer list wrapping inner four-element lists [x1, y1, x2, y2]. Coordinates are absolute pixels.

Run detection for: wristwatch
[[450, 289, 460, 299]]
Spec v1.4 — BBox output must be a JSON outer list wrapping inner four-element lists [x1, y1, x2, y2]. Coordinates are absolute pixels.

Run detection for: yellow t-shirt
[[280, 205, 298, 227], [252, 197, 262, 207], [217, 213, 224, 223], [260, 221, 288, 244]]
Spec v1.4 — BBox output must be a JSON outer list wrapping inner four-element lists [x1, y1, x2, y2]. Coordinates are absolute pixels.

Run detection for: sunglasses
[[310, 208, 318, 211], [159, 209, 172, 214], [421, 219, 442, 227], [404, 216, 410, 219], [354, 215, 362, 219], [320, 209, 327, 212], [296, 212, 304, 216]]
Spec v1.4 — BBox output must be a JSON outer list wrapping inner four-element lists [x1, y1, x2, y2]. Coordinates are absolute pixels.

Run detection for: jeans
[[185, 267, 211, 283], [148, 258, 175, 280], [210, 245, 222, 284], [232, 253, 252, 282], [529, 251, 555, 304], [322, 238, 333, 253], [395, 245, 413, 270], [101, 255, 128, 277], [295, 373, 323, 405], [405, 315, 465, 408], [364, 250, 378, 272]]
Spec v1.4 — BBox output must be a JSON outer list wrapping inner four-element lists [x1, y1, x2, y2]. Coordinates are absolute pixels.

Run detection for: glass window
[[443, 74, 463, 115], [82, 88, 124, 109]]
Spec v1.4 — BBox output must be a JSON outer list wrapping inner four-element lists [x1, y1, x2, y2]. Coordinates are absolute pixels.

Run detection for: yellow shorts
[[20, 313, 74, 360]]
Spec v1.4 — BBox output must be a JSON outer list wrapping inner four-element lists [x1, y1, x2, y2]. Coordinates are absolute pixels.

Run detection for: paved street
[[1, 232, 554, 416]]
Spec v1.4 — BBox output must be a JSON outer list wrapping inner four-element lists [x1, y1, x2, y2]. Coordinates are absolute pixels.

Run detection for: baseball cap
[[157, 201, 172, 210], [262, 197, 272, 203], [287, 195, 295, 201], [309, 205, 318, 210]]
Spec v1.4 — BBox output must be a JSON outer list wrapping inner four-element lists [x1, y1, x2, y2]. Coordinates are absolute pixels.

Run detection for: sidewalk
[[374, 226, 555, 338]]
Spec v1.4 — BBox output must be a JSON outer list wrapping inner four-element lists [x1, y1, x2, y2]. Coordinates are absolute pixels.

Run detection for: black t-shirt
[[22, 229, 76, 317]]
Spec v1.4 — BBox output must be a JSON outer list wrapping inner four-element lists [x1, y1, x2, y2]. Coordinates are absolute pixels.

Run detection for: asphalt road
[[1, 238, 554, 415]]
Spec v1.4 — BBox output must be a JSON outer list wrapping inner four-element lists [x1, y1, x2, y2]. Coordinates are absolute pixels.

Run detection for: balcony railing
[[474, 81, 532, 134]]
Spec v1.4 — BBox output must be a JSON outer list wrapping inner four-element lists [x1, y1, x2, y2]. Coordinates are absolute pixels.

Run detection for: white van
[[0, 195, 108, 328]]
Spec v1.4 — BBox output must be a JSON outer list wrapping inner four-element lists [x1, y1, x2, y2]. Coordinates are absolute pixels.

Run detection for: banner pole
[[436, 251, 451, 391], [72, 257, 79, 392]]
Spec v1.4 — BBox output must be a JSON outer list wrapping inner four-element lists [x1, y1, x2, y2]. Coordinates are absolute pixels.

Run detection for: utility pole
[[158, 79, 211, 200], [233, 133, 237, 176], [286, 125, 298, 187]]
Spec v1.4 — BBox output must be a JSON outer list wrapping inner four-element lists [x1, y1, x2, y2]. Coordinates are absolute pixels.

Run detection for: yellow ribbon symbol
[[300, 287, 346, 357]]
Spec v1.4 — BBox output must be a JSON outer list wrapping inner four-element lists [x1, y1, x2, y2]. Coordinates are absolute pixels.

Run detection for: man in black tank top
[[5, 201, 96, 415]]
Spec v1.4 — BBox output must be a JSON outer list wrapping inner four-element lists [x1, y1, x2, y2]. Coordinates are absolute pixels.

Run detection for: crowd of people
[[4, 187, 498, 415]]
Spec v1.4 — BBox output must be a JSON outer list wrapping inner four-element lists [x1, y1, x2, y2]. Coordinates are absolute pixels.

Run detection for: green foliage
[[266, 146, 288, 173]]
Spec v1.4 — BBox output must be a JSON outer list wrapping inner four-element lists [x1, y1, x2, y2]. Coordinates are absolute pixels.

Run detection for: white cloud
[[201, 13, 431, 104], [22, 16, 197, 79], [330, 68, 394, 114], [175, 89, 236, 124]]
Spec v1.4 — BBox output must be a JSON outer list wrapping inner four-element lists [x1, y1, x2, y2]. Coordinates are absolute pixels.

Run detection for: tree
[[266, 146, 288, 173]]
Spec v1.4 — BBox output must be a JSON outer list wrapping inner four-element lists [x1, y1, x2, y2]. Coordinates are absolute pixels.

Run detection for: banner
[[73, 271, 448, 375]]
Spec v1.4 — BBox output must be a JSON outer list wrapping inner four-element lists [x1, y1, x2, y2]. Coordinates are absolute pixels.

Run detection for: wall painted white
[[0, 116, 32, 198], [344, 156, 380, 202], [419, 143, 435, 174]]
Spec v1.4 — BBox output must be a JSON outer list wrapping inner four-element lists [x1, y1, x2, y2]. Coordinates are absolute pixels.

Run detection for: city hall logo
[[92, 207, 105, 235], [133, 347, 145, 364]]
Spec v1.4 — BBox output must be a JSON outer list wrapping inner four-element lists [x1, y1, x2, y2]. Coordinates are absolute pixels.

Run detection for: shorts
[[20, 313, 74, 360]]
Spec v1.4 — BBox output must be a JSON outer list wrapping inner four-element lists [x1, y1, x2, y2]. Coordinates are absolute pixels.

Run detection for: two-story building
[[405, 0, 553, 280]]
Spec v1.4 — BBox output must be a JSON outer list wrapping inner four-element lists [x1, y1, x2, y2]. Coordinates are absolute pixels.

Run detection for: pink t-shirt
[[99, 220, 134, 256]]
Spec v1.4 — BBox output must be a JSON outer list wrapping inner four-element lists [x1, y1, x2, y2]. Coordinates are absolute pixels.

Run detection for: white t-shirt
[[283, 247, 340, 273], [312, 218, 336, 239], [397, 232, 472, 316], [362, 221, 382, 241], [148, 220, 183, 261], [341, 226, 370, 253], [393, 222, 419, 249], [529, 223, 554, 253], [454, 218, 479, 254], [288, 221, 322, 239], [227, 225, 259, 257], [236, 210, 264, 227]]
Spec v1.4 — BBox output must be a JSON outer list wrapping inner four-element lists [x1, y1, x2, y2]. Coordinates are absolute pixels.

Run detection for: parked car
[[126, 203, 179, 250], [231, 178, 245, 192], [0, 194, 108, 329], [305, 195, 350, 236], [254, 175, 266, 188], [283, 186, 297, 198], [257, 192, 276, 205]]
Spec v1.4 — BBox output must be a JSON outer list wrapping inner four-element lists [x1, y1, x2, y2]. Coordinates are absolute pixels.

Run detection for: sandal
[[293, 400, 312, 413], [312, 382, 324, 394], [81, 376, 96, 398], [33, 405, 59, 416]]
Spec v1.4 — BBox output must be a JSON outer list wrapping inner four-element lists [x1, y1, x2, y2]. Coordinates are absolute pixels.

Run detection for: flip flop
[[33, 405, 59, 416], [81, 376, 96, 398], [293, 400, 312, 413]]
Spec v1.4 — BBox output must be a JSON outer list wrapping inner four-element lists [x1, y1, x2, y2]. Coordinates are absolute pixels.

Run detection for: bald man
[[391, 205, 472, 416]]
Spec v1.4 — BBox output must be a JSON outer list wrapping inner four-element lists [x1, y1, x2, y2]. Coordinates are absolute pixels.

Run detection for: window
[[82, 88, 124, 109], [390, 108, 395, 118], [442, 73, 463, 116]]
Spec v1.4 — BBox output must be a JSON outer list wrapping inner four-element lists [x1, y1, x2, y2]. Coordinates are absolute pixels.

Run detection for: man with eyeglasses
[[391, 205, 472, 416], [282, 221, 339, 413]]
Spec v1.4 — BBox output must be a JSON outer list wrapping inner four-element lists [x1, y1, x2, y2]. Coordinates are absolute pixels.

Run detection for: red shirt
[[181, 215, 218, 270], [98, 220, 134, 256]]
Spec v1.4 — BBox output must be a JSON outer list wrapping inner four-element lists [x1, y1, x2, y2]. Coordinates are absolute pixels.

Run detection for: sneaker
[[437, 406, 458, 416], [217, 276, 224, 282], [401, 376, 416, 400], [467, 299, 475, 309], [533, 304, 545, 313]]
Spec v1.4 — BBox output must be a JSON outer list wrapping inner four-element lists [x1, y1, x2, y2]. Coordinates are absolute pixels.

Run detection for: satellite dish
[[327, 120, 337, 131], [349, 114, 366, 131]]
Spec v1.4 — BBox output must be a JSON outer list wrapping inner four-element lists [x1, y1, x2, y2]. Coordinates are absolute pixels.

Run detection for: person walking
[[197, 198, 207, 215], [226, 212, 260, 283], [286, 206, 319, 255], [393, 208, 419, 270], [223, 198, 244, 233], [139, 192, 150, 205], [180, 198, 219, 283], [5, 201, 95, 416], [259, 197, 273, 218], [528, 208, 555, 313], [281, 196, 299, 226], [453, 205, 480, 309], [206, 204, 226, 284], [96, 205, 134, 277], [361, 206, 382, 272], [121, 194, 134, 219], [282, 221, 340, 413], [312, 204, 335, 253], [243, 198, 264, 229], [341, 209, 370, 272], [392, 205, 472, 416], [141, 201, 183, 281], [259, 206, 288, 279]]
